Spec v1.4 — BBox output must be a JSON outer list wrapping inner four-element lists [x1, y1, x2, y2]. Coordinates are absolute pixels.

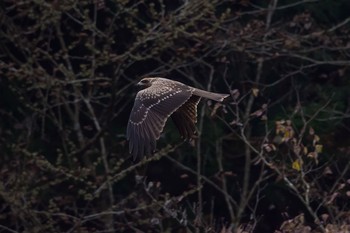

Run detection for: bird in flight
[[127, 77, 229, 160]]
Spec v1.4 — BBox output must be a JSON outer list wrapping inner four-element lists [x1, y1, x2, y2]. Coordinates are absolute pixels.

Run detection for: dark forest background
[[1, 0, 350, 232]]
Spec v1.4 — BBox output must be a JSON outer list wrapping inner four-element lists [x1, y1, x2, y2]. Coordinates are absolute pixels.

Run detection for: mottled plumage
[[127, 77, 229, 160]]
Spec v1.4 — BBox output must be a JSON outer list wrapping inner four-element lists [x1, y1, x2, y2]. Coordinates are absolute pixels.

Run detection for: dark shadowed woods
[[1, 0, 350, 232]]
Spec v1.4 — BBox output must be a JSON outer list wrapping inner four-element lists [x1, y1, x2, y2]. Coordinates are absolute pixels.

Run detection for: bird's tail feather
[[193, 89, 229, 102]]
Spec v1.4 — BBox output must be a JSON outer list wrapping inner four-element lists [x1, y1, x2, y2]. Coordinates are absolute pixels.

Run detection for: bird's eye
[[141, 79, 148, 83]]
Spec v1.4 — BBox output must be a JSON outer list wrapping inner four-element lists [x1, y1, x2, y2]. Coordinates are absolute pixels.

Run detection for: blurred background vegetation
[[1, 0, 350, 232]]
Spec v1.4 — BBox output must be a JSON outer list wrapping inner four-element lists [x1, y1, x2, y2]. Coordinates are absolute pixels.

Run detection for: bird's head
[[137, 77, 155, 88]]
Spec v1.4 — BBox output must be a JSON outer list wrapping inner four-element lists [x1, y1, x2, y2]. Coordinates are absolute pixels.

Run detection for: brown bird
[[127, 77, 229, 160]]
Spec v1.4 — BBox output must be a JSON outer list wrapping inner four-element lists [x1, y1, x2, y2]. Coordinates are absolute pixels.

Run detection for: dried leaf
[[180, 174, 189, 179], [338, 183, 345, 190], [230, 89, 240, 100], [282, 127, 294, 142], [263, 143, 276, 152], [292, 159, 302, 171], [273, 135, 283, 145], [323, 166, 333, 176], [224, 171, 235, 177], [303, 146, 308, 155], [275, 122, 284, 134], [250, 109, 263, 117], [315, 144, 323, 153], [252, 88, 259, 97], [279, 214, 307, 232], [229, 120, 243, 127], [307, 151, 318, 164], [321, 214, 329, 222], [313, 135, 320, 145]]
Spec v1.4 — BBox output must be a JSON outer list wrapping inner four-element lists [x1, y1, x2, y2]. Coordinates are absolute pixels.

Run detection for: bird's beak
[[136, 81, 142, 86]]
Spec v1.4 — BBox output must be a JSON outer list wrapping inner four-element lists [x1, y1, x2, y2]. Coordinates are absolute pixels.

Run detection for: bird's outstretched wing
[[127, 84, 192, 160], [171, 95, 201, 140]]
